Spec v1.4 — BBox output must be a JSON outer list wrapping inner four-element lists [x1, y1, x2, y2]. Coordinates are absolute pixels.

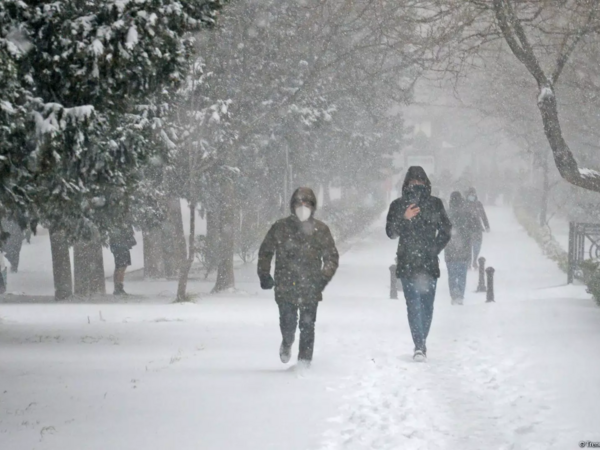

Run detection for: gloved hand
[[259, 274, 275, 290], [317, 275, 330, 292]]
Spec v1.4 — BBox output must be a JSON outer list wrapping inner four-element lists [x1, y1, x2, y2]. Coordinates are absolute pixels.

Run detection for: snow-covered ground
[[2, 207, 600, 450]]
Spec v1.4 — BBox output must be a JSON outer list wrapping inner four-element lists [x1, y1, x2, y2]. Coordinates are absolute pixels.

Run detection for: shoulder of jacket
[[313, 218, 331, 232], [278, 216, 294, 224], [271, 218, 290, 230], [430, 196, 445, 208], [389, 198, 406, 209]]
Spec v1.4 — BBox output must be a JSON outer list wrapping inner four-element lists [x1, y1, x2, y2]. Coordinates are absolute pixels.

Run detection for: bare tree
[[431, 0, 600, 192]]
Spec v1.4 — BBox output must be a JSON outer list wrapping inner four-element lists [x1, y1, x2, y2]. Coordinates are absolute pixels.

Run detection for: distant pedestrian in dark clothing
[[465, 187, 490, 269], [109, 224, 136, 296], [258, 187, 339, 368], [386, 166, 452, 361], [445, 192, 478, 304], [0, 251, 6, 294], [1, 219, 24, 273]]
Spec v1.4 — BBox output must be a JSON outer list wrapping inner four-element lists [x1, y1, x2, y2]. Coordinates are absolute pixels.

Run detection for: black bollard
[[389, 264, 398, 299], [486, 267, 495, 302], [476, 257, 486, 293]]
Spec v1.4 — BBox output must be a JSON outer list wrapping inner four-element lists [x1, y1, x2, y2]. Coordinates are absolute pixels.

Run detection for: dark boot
[[279, 341, 292, 364], [413, 349, 426, 362], [113, 283, 127, 296], [297, 359, 311, 370]]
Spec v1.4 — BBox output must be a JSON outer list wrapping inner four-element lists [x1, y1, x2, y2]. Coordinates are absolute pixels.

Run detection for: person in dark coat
[[258, 187, 339, 367], [109, 223, 137, 296], [445, 192, 478, 305], [1, 218, 24, 273], [386, 166, 452, 361], [465, 187, 490, 269], [0, 250, 6, 294]]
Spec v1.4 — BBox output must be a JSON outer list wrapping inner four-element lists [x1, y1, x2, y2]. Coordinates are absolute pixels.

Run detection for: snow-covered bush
[[580, 260, 600, 307], [513, 206, 569, 273], [515, 202, 600, 307]]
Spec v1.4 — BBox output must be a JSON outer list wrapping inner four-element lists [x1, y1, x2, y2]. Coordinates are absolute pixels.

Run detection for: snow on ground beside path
[[1, 207, 600, 450]]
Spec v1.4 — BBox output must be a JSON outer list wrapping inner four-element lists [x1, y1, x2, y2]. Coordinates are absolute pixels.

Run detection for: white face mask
[[467, 195, 476, 202], [295, 206, 312, 222]]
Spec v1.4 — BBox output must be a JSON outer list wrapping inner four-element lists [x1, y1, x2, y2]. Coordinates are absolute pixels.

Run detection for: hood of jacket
[[449, 191, 464, 213], [290, 187, 317, 214], [466, 187, 478, 200], [401, 166, 432, 197]]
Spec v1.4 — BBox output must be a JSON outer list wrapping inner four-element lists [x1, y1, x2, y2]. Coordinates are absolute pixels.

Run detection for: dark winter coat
[[465, 188, 490, 233], [257, 188, 339, 305], [444, 206, 478, 263], [1, 219, 24, 269], [386, 167, 452, 279], [109, 224, 136, 252]]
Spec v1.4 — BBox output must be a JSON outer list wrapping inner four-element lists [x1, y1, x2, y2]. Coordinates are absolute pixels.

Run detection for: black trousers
[[278, 300, 319, 362]]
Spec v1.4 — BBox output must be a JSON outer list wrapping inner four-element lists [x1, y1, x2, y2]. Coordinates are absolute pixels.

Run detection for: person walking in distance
[[445, 192, 478, 305], [386, 167, 452, 361], [0, 249, 6, 294], [465, 187, 490, 269], [109, 222, 137, 296], [258, 187, 339, 368], [1, 217, 25, 273]]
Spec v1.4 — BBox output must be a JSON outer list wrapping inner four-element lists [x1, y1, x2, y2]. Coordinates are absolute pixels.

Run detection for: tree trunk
[[177, 201, 197, 301], [162, 198, 187, 278], [49, 228, 72, 300], [74, 237, 105, 297], [205, 209, 219, 278], [143, 227, 164, 278], [212, 181, 236, 293], [536, 90, 600, 192]]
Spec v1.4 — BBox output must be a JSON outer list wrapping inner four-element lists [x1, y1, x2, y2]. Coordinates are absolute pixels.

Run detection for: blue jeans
[[446, 262, 468, 300], [399, 275, 438, 352]]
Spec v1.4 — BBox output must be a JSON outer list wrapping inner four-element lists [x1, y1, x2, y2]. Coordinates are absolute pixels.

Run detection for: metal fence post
[[486, 267, 495, 302], [568, 221, 575, 284], [476, 257, 486, 293]]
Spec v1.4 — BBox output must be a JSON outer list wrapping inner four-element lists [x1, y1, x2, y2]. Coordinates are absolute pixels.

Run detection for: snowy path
[[2, 207, 600, 449]]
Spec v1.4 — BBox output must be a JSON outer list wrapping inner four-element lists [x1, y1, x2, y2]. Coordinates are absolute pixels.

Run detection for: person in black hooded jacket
[[386, 166, 452, 361], [258, 187, 339, 367]]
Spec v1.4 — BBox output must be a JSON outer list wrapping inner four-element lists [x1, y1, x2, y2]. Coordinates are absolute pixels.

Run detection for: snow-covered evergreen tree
[[1, 0, 226, 298], [3, 0, 225, 239], [0, 0, 36, 239]]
